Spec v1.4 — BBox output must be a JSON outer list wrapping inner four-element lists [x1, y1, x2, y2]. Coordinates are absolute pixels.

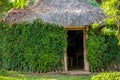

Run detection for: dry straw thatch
[[5, 0, 106, 27]]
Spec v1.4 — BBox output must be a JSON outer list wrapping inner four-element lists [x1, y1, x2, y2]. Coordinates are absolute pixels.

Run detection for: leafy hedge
[[87, 28, 120, 72], [92, 72, 120, 80], [0, 19, 67, 72], [87, 29, 107, 72]]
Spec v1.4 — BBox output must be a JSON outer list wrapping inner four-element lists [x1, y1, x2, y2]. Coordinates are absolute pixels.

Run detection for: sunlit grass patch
[[0, 76, 9, 80]]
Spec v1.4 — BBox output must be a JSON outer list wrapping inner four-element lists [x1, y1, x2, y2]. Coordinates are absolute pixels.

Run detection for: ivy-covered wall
[[0, 19, 67, 72], [1, 18, 120, 73], [87, 28, 120, 72]]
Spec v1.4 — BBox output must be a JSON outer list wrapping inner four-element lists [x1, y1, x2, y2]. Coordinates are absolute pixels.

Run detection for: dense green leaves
[[92, 0, 120, 44], [0, 0, 12, 15], [0, 0, 34, 18], [90, 0, 120, 46], [87, 28, 120, 72], [12, 0, 28, 9], [87, 0, 120, 72], [87, 29, 107, 72], [101, 0, 120, 16], [92, 72, 120, 80], [0, 19, 67, 72]]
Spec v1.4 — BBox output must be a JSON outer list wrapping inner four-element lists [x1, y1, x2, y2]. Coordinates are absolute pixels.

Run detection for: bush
[[87, 29, 107, 72], [0, 19, 67, 72], [92, 72, 120, 80], [103, 36, 120, 71], [87, 28, 120, 72]]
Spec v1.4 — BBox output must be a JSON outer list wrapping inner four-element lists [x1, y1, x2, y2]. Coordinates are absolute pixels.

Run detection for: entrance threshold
[[67, 70, 91, 75], [61, 70, 90, 75]]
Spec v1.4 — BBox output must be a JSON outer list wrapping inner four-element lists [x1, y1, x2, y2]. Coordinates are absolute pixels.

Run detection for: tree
[[92, 0, 120, 44], [101, 0, 120, 44], [0, 0, 12, 14], [0, 0, 34, 19]]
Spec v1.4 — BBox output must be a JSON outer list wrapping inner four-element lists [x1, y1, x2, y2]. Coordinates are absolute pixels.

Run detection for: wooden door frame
[[64, 27, 89, 71]]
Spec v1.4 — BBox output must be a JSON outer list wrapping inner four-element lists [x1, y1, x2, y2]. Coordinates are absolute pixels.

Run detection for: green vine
[[87, 28, 120, 72], [0, 19, 67, 72]]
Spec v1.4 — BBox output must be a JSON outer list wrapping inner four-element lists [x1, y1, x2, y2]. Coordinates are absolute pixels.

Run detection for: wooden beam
[[84, 27, 89, 71], [65, 27, 86, 30], [64, 47, 68, 71]]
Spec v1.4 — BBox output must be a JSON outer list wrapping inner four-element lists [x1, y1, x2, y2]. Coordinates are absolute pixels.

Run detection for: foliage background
[[0, 19, 67, 72]]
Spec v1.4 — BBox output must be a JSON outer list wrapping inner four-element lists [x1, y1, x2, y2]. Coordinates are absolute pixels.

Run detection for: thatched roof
[[5, 0, 106, 27]]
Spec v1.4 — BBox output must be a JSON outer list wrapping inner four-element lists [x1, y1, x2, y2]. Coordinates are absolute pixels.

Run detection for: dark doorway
[[67, 30, 84, 70]]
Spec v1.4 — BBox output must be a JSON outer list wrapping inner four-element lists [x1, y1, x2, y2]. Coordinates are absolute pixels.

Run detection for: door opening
[[67, 30, 84, 70]]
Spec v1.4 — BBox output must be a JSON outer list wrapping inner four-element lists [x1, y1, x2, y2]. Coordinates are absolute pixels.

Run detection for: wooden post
[[64, 47, 68, 71], [64, 51, 68, 71], [84, 27, 89, 71]]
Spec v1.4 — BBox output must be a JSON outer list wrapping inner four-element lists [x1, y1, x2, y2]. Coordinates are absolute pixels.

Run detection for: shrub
[[87, 28, 120, 72], [92, 72, 120, 80], [103, 36, 120, 71], [0, 19, 67, 72], [87, 29, 107, 72]]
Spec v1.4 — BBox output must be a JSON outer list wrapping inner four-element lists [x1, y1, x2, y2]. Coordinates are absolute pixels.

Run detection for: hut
[[5, 0, 106, 72]]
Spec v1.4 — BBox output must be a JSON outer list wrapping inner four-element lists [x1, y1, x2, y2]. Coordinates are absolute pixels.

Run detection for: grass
[[0, 70, 92, 80]]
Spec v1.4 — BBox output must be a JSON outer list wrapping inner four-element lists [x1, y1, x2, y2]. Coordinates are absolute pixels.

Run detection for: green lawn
[[0, 70, 92, 80]]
